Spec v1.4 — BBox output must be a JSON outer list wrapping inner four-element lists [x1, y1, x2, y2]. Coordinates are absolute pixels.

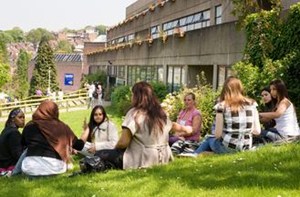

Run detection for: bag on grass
[[79, 156, 106, 173]]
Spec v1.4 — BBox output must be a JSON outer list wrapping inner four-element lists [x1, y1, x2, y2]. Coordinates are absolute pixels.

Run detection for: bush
[[162, 84, 219, 136], [150, 81, 168, 102], [111, 85, 131, 116]]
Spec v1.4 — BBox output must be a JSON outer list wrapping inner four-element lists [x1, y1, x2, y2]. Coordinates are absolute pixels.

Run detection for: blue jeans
[[194, 137, 229, 154], [12, 149, 27, 176], [261, 128, 283, 142]]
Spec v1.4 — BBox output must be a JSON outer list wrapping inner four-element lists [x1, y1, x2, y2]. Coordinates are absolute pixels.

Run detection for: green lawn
[[1, 109, 300, 197]]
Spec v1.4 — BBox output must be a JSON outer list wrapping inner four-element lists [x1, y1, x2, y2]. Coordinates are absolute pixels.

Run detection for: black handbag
[[79, 156, 106, 173]]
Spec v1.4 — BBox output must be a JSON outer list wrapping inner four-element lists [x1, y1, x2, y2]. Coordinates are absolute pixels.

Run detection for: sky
[[0, 0, 137, 32]]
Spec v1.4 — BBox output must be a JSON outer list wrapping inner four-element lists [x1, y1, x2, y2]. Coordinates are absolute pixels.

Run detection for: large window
[[167, 66, 185, 92], [162, 9, 211, 35], [127, 66, 162, 86], [215, 5, 222, 25], [150, 25, 160, 39]]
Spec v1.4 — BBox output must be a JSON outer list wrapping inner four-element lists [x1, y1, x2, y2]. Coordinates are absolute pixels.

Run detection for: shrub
[[150, 81, 168, 102], [162, 82, 219, 136], [111, 85, 131, 115]]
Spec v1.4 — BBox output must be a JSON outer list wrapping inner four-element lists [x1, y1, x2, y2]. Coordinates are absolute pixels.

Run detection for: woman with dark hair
[[21, 100, 85, 176], [260, 86, 277, 130], [260, 79, 300, 142], [79, 105, 118, 156], [0, 108, 25, 176], [95, 81, 173, 169]]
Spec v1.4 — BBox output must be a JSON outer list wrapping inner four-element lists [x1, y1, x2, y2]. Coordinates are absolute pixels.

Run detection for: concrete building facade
[[86, 0, 298, 91]]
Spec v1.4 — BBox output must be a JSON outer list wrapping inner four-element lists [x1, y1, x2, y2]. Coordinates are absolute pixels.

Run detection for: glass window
[[179, 17, 187, 27], [215, 5, 222, 25], [186, 15, 194, 24], [151, 26, 158, 34], [172, 20, 179, 28], [203, 10, 210, 20], [193, 13, 201, 23], [167, 66, 184, 92], [128, 34, 135, 41]]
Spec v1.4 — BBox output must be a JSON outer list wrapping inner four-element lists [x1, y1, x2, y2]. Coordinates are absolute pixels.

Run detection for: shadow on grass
[[1, 144, 299, 196]]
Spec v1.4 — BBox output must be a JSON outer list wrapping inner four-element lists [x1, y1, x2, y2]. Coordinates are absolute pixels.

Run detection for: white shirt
[[275, 103, 300, 136]]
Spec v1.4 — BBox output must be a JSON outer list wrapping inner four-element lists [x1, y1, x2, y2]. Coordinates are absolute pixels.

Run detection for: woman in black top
[[0, 108, 25, 174], [21, 100, 84, 176]]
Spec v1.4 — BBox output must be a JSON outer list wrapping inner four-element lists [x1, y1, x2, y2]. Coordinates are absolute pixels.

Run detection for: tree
[[29, 36, 59, 95], [0, 63, 10, 89], [95, 25, 107, 35], [0, 35, 10, 89], [25, 28, 54, 49], [5, 27, 25, 42], [55, 40, 74, 53], [14, 49, 30, 98], [231, 0, 281, 29]]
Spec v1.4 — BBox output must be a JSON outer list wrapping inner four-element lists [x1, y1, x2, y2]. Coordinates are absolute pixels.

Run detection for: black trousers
[[95, 149, 125, 169]]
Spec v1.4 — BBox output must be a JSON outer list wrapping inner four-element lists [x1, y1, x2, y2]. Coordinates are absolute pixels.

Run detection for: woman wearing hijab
[[21, 100, 84, 176], [0, 108, 25, 175]]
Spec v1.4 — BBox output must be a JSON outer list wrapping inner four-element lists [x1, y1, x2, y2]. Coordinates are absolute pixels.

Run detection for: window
[[215, 5, 222, 25], [186, 15, 194, 24], [150, 25, 160, 39], [179, 17, 187, 27], [167, 66, 185, 92], [128, 34, 135, 41]]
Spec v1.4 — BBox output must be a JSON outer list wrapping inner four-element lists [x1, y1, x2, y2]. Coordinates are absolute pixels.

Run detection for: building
[[28, 53, 88, 93], [86, 0, 298, 91]]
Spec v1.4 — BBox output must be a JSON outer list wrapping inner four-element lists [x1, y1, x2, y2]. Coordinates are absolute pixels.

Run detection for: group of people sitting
[[170, 78, 300, 157], [0, 78, 299, 177]]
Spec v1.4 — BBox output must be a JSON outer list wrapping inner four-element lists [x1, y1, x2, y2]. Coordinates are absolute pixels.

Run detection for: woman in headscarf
[[21, 100, 84, 176], [0, 108, 25, 175]]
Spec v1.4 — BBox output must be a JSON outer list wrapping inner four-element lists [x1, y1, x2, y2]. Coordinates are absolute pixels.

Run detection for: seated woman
[[169, 93, 202, 154], [0, 108, 25, 176], [259, 79, 300, 142], [21, 100, 85, 176], [181, 77, 261, 157], [95, 81, 173, 170], [260, 86, 276, 130], [79, 105, 118, 156], [253, 87, 277, 145]]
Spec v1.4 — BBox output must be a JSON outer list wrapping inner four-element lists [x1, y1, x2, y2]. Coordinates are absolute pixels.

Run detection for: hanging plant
[[149, 4, 155, 12]]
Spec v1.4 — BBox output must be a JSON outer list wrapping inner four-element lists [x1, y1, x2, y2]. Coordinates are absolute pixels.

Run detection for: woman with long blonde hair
[[181, 77, 261, 157]]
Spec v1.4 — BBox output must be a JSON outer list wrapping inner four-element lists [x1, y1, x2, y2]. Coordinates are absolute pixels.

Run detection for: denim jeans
[[194, 137, 229, 154], [12, 149, 27, 176], [261, 128, 283, 142]]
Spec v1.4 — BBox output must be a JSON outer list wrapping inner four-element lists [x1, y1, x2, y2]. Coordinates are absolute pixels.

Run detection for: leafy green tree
[[14, 49, 30, 98], [0, 63, 10, 89], [29, 36, 59, 95], [25, 28, 54, 48], [0, 35, 10, 89], [231, 0, 281, 29], [55, 40, 74, 53], [95, 25, 107, 35], [0, 31, 14, 44], [5, 27, 25, 42], [232, 2, 300, 117]]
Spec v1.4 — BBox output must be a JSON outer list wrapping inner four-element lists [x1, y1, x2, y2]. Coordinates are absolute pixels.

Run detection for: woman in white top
[[260, 79, 300, 142], [80, 105, 118, 156]]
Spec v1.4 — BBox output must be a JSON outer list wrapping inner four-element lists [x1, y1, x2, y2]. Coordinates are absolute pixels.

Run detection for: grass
[[1, 109, 300, 196]]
